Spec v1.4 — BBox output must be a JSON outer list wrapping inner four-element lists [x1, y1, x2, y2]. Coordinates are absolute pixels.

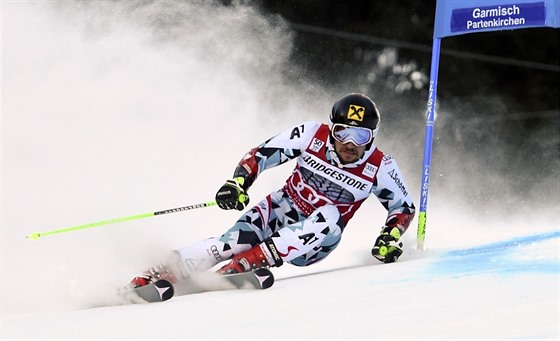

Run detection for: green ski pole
[[26, 201, 217, 240]]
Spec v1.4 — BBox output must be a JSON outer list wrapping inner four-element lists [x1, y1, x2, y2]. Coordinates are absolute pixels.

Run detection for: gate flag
[[417, 0, 559, 250]]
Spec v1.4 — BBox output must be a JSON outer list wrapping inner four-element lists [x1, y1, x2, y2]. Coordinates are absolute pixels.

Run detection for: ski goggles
[[331, 123, 374, 146]]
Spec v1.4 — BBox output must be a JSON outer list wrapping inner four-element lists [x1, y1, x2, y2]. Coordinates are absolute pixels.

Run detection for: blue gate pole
[[417, 37, 441, 250]]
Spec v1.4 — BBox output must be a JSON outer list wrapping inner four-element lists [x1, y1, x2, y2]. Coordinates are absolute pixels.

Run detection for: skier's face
[[333, 140, 366, 164]]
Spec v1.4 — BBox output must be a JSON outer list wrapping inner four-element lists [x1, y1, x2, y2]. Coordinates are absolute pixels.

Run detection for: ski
[[130, 279, 175, 303], [174, 267, 275, 297], [127, 268, 274, 303]]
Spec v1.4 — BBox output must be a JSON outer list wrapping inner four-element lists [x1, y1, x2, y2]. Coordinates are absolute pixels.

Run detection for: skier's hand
[[372, 226, 403, 263], [215, 177, 250, 211]]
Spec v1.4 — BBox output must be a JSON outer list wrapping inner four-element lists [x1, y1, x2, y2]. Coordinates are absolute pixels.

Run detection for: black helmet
[[330, 93, 380, 132]]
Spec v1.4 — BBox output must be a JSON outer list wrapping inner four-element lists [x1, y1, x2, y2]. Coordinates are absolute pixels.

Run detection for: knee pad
[[270, 205, 343, 263]]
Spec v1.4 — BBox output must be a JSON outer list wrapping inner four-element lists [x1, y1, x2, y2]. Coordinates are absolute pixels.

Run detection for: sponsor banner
[[434, 0, 559, 38]]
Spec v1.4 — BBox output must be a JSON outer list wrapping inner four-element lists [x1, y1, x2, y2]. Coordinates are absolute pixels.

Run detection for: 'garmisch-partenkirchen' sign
[[451, 2, 545, 33], [433, 0, 559, 38]]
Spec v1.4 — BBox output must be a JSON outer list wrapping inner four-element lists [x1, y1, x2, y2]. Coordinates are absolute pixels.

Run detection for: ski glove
[[215, 177, 250, 211], [372, 226, 403, 263]]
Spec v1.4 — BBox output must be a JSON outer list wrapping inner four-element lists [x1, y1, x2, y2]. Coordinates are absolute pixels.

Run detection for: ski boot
[[129, 264, 178, 288], [218, 240, 283, 274]]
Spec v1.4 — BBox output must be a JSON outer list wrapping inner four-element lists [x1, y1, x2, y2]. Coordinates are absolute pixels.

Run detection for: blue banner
[[435, 0, 560, 37]]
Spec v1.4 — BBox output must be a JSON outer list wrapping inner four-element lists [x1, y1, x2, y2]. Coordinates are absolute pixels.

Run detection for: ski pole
[[26, 201, 217, 240]]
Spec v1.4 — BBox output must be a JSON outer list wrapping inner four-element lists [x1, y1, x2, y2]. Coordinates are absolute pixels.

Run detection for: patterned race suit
[[174, 121, 415, 274]]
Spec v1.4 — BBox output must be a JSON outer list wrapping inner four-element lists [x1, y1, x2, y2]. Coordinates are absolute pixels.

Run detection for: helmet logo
[[347, 104, 365, 122]]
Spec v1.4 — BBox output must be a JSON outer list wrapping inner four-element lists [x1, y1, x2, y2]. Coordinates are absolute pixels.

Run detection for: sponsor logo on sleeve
[[388, 169, 408, 197], [382, 155, 393, 165]]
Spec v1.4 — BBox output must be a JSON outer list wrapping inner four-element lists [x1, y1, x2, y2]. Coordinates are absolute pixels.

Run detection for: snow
[[2, 232, 558, 340], [1, 1, 558, 340]]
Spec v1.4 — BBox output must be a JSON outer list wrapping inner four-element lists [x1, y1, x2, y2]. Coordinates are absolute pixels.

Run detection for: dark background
[[249, 1, 559, 205], [256, 0, 559, 112]]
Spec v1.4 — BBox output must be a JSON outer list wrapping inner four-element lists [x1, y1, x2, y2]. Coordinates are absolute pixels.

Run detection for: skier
[[131, 93, 415, 287]]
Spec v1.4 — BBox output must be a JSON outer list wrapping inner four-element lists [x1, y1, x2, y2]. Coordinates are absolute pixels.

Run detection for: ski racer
[[130, 93, 415, 287]]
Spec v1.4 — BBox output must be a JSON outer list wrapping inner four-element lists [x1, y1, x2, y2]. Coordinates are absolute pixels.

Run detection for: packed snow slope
[[3, 231, 559, 340], [2, 2, 558, 340]]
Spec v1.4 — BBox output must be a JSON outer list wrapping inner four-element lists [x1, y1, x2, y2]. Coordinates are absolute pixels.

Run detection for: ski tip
[[253, 268, 275, 289], [152, 279, 175, 301]]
